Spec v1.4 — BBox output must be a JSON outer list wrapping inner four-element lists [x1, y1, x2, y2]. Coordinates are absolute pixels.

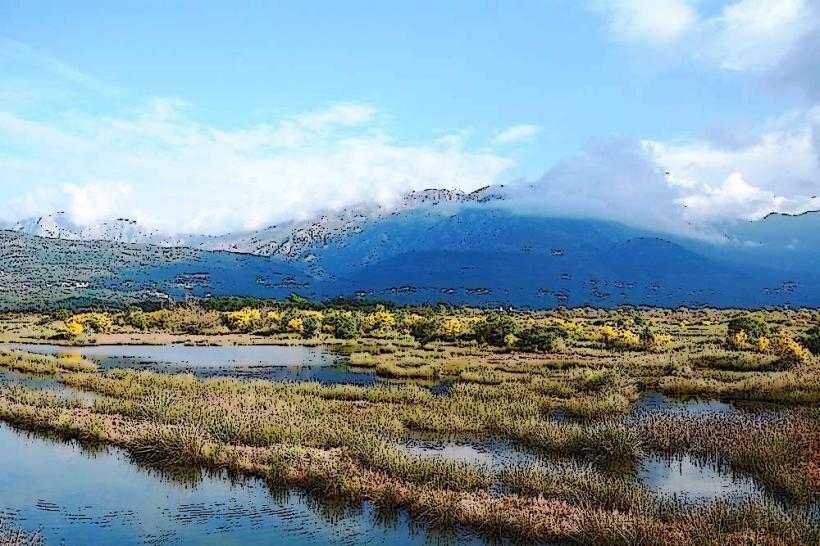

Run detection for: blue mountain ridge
[[2, 206, 818, 309]]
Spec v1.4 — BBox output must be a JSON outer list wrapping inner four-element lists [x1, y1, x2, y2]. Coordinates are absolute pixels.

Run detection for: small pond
[[0, 423, 486, 545], [3, 343, 378, 385], [638, 454, 760, 501]]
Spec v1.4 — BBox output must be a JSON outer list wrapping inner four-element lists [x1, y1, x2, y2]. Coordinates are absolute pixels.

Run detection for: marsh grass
[[0, 349, 97, 375], [0, 323, 818, 545]]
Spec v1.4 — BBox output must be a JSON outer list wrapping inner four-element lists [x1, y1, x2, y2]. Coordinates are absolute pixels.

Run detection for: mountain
[[2, 189, 819, 309], [695, 211, 820, 274], [0, 231, 308, 310], [2, 205, 818, 309], [314, 208, 818, 307]]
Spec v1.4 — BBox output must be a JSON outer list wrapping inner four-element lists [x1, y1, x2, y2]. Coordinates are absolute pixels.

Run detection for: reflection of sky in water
[[639, 454, 760, 501], [401, 436, 548, 471], [0, 423, 483, 546], [631, 392, 736, 417], [0, 369, 98, 404], [3, 343, 379, 385]]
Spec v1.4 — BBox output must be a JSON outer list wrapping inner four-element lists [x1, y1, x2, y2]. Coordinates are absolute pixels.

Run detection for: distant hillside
[[0, 231, 307, 310], [2, 204, 818, 309], [318, 209, 818, 307]]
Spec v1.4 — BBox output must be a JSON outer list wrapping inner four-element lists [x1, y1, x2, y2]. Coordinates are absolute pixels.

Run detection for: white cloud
[[591, 0, 698, 44], [502, 138, 693, 235], [62, 182, 133, 225], [496, 106, 820, 237], [0, 100, 513, 233], [706, 0, 815, 72], [591, 0, 819, 77], [647, 109, 820, 221], [494, 124, 542, 144]]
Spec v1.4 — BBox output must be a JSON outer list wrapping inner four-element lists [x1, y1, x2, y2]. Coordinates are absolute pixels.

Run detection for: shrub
[[124, 308, 149, 331], [516, 325, 563, 352], [301, 314, 322, 338], [59, 319, 84, 339], [325, 311, 358, 339], [61, 312, 112, 335], [287, 317, 304, 334], [770, 332, 811, 365], [364, 309, 396, 332], [638, 325, 664, 352], [727, 314, 769, 341], [802, 325, 820, 355], [438, 318, 464, 341], [223, 308, 262, 332], [728, 330, 749, 349], [409, 317, 441, 345], [474, 312, 517, 347]]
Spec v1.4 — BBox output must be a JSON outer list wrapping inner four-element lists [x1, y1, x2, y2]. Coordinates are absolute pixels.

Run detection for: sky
[[0, 0, 818, 236]]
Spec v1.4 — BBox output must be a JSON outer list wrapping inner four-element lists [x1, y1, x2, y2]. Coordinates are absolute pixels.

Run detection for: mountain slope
[[319, 211, 817, 307], [0, 231, 308, 310], [2, 198, 819, 309]]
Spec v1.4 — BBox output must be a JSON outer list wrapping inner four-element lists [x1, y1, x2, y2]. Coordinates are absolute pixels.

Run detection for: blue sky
[[1, 1, 818, 234]]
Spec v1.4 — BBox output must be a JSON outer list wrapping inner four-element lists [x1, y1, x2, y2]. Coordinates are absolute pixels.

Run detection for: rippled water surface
[[0, 423, 483, 546]]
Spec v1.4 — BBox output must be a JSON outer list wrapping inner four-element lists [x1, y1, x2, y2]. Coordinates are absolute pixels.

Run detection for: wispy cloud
[[0, 35, 119, 95], [494, 124, 542, 144], [0, 99, 514, 232], [591, 0, 697, 45]]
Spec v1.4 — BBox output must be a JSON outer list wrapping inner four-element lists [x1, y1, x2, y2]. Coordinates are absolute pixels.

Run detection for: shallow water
[[0, 423, 485, 546], [401, 434, 548, 471], [638, 454, 761, 501], [4, 343, 378, 385], [0, 369, 99, 404], [630, 391, 737, 416]]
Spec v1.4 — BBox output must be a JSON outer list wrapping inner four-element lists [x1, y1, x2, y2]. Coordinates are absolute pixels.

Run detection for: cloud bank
[[501, 107, 820, 237], [0, 99, 514, 233]]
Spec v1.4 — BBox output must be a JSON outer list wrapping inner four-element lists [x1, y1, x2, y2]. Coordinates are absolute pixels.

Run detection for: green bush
[[301, 314, 322, 338], [474, 312, 517, 347], [727, 314, 769, 340], [327, 312, 358, 339], [516, 325, 564, 352], [802, 325, 820, 355], [409, 317, 441, 345]]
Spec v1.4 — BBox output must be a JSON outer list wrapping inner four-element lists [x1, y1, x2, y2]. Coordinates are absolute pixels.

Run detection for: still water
[[0, 423, 482, 546], [3, 343, 377, 385]]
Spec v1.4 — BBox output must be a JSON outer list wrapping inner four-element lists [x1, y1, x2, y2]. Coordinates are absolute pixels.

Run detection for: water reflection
[[4, 343, 378, 385], [638, 454, 760, 501], [401, 434, 548, 471], [631, 391, 736, 417], [0, 423, 485, 545]]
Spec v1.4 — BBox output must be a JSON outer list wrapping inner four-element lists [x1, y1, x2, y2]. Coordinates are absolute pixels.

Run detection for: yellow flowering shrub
[[439, 319, 463, 340], [59, 320, 84, 338], [770, 333, 811, 364], [287, 317, 304, 334], [643, 333, 673, 353], [67, 313, 112, 334], [600, 325, 619, 346], [755, 336, 771, 353], [619, 329, 641, 348], [224, 308, 262, 332], [365, 310, 396, 331], [503, 333, 519, 347], [266, 310, 283, 324], [145, 309, 173, 329], [728, 330, 749, 349]]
